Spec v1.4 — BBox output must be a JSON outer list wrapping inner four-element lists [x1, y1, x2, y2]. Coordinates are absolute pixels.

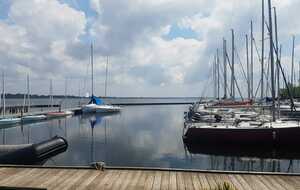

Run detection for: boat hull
[[0, 118, 21, 125], [82, 104, 121, 113], [183, 126, 300, 146]]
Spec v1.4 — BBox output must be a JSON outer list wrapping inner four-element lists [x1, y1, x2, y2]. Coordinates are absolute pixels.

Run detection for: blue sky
[[0, 0, 299, 97]]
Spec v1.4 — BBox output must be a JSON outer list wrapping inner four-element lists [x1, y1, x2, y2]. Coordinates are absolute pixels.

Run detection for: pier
[[0, 165, 299, 189]]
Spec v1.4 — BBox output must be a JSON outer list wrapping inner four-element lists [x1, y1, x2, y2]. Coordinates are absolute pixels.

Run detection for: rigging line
[[235, 48, 249, 84], [200, 56, 215, 100], [225, 52, 244, 100]]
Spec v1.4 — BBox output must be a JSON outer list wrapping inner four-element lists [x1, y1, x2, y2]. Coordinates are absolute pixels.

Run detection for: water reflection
[[183, 141, 300, 173], [1, 104, 300, 173]]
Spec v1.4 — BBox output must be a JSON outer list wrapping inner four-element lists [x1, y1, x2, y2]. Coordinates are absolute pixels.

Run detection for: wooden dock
[[0, 166, 300, 189]]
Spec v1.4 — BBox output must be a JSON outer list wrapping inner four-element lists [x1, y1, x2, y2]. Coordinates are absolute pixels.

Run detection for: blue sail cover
[[89, 96, 103, 105]]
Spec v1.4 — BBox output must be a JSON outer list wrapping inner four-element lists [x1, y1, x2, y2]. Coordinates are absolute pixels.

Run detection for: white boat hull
[[22, 115, 47, 122], [0, 118, 21, 125], [82, 104, 121, 113]]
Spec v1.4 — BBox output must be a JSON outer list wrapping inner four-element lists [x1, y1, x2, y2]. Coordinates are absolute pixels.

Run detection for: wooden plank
[[176, 172, 185, 190], [106, 170, 122, 190], [160, 171, 170, 190], [47, 169, 78, 189], [75, 171, 103, 190], [94, 170, 116, 189], [169, 172, 177, 190], [263, 175, 288, 190], [197, 173, 210, 189], [11, 168, 42, 187], [0, 168, 35, 186], [85, 170, 107, 190], [235, 175, 253, 190], [191, 173, 201, 190], [119, 170, 135, 190], [152, 171, 162, 190], [110, 170, 127, 190], [18, 168, 49, 188], [256, 175, 279, 190], [135, 171, 147, 189], [271, 176, 295, 190], [182, 172, 194, 190], [279, 176, 300, 189], [228, 175, 245, 190], [144, 171, 155, 190], [205, 173, 218, 189], [39, 169, 66, 188], [125, 170, 142, 190], [242, 174, 269, 190], [59, 169, 90, 190], [25, 168, 55, 188]]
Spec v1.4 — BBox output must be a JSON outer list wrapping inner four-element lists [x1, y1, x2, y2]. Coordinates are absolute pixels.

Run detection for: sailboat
[[0, 72, 21, 125], [183, 0, 300, 147], [21, 75, 47, 122], [82, 43, 121, 113], [46, 79, 73, 118]]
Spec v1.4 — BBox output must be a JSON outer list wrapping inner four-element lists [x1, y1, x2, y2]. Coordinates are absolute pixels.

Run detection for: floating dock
[[0, 166, 299, 189]]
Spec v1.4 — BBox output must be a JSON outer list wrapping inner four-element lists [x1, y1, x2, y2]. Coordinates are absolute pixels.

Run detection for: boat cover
[[88, 95, 103, 105]]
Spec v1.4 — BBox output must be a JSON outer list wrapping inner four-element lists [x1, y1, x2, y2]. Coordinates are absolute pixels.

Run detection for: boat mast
[[246, 34, 250, 100], [105, 56, 109, 97], [49, 79, 53, 108], [273, 7, 280, 118], [217, 49, 220, 100], [261, 0, 265, 102], [213, 54, 216, 99], [291, 35, 295, 95], [231, 29, 235, 100], [223, 38, 227, 99], [27, 74, 30, 113], [268, 0, 275, 122], [251, 21, 254, 99], [2, 71, 5, 117], [91, 43, 94, 96]]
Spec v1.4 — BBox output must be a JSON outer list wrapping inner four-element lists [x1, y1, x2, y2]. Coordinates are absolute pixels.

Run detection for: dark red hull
[[183, 126, 300, 146]]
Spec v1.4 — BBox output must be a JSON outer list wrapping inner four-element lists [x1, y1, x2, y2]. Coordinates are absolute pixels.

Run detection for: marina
[[1, 0, 300, 188]]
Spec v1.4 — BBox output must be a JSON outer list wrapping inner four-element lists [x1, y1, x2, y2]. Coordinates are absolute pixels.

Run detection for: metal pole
[[261, 0, 265, 101], [268, 0, 275, 121], [273, 7, 280, 118], [223, 38, 227, 99], [105, 56, 109, 97], [291, 35, 295, 93], [251, 21, 254, 99], [231, 29, 235, 100], [217, 49, 220, 100], [91, 43, 94, 96], [246, 35, 250, 100]]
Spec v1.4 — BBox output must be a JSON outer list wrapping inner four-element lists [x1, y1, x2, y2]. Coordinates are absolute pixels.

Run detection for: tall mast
[[213, 54, 216, 99], [246, 35, 250, 100], [105, 56, 109, 97], [291, 35, 295, 92], [49, 79, 53, 108], [27, 74, 30, 113], [261, 0, 265, 101], [250, 21, 254, 99], [273, 7, 280, 118], [91, 43, 94, 96], [217, 49, 220, 100], [268, 0, 275, 121], [223, 38, 227, 99], [231, 29, 235, 100], [2, 71, 5, 117]]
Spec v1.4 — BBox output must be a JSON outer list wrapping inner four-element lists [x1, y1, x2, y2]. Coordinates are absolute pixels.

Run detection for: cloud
[[0, 0, 300, 97]]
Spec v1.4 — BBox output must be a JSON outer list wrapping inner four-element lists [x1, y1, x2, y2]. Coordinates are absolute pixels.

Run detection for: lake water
[[2, 98, 300, 173]]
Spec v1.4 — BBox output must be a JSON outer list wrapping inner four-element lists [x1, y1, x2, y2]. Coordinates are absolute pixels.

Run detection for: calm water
[[2, 98, 300, 173]]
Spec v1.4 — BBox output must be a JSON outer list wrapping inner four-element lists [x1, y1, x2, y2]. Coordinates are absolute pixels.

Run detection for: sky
[[0, 0, 300, 97]]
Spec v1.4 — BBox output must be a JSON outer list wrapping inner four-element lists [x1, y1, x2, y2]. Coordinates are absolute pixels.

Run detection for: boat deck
[[0, 166, 300, 189]]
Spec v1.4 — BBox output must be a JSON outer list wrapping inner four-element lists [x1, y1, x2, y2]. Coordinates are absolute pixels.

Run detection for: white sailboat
[[21, 75, 47, 122], [0, 72, 21, 125], [82, 43, 121, 113]]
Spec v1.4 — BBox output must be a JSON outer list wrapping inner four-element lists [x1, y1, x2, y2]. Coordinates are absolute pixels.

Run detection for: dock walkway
[[0, 166, 300, 189]]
